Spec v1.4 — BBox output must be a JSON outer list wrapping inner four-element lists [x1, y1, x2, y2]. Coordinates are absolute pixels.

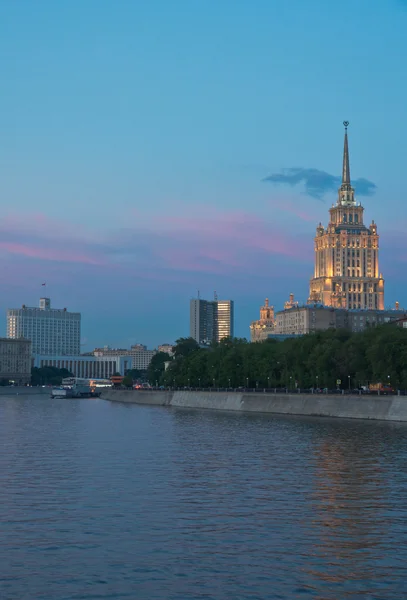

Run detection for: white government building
[[7, 297, 81, 356], [33, 354, 131, 379]]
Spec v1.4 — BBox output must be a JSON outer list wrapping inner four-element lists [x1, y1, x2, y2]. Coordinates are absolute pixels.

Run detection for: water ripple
[[1, 397, 407, 599]]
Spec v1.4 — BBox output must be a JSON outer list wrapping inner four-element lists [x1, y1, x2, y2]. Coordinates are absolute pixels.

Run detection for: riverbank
[[0, 386, 49, 396], [101, 389, 407, 422]]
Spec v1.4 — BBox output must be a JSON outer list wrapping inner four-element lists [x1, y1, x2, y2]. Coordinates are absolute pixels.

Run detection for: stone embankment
[[101, 389, 407, 422], [0, 386, 49, 396]]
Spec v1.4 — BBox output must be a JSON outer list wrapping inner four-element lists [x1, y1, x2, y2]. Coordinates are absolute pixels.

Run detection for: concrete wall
[[101, 389, 407, 422], [0, 386, 50, 396]]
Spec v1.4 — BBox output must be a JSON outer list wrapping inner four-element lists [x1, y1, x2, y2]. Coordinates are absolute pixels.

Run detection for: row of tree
[[146, 325, 407, 389]]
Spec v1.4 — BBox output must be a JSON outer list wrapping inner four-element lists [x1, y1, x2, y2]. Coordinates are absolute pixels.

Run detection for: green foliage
[[125, 369, 143, 380], [173, 337, 200, 359], [31, 367, 73, 386], [147, 352, 171, 384], [162, 327, 407, 389], [0, 378, 10, 386], [122, 376, 133, 388]]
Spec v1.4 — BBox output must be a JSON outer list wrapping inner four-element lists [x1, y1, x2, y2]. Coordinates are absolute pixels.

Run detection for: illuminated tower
[[308, 122, 384, 310], [250, 298, 275, 342]]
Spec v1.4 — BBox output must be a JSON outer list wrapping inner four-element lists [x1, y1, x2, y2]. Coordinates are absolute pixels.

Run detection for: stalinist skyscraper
[[308, 122, 384, 311]]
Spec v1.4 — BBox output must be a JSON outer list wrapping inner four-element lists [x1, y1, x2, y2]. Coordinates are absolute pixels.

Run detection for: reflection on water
[[1, 398, 407, 599]]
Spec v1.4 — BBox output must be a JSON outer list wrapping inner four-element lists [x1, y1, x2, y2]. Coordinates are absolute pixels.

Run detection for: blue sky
[[1, 0, 407, 349]]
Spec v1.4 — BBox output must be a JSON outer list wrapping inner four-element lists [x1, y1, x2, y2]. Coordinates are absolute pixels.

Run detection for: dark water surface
[[1, 396, 407, 599]]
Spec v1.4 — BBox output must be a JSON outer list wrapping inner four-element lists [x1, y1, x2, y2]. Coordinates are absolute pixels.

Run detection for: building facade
[[275, 304, 406, 336], [308, 122, 384, 311], [250, 298, 275, 342], [92, 345, 156, 370], [7, 298, 81, 355], [158, 344, 174, 356], [0, 338, 32, 384], [33, 354, 131, 378], [190, 298, 234, 344]]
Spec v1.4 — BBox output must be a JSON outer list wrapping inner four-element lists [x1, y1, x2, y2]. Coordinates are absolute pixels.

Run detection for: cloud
[[263, 168, 377, 200], [0, 207, 311, 283]]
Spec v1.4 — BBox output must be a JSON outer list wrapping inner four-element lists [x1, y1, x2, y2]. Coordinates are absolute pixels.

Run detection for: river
[[1, 394, 407, 599]]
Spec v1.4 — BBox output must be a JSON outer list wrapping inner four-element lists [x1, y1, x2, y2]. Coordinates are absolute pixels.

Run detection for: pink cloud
[[0, 241, 104, 265], [275, 200, 319, 223]]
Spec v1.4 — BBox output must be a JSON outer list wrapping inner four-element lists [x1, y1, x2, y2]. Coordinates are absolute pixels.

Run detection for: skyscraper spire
[[342, 120, 350, 186]]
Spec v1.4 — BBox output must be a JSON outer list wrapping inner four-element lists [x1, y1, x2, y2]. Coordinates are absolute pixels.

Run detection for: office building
[[92, 345, 156, 370], [7, 298, 81, 355], [275, 297, 406, 336], [158, 344, 174, 356], [308, 122, 384, 310], [33, 354, 131, 378], [190, 297, 234, 344], [250, 298, 275, 342], [0, 338, 32, 385]]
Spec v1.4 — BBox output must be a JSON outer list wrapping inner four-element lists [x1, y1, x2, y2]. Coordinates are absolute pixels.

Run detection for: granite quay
[[101, 389, 407, 422]]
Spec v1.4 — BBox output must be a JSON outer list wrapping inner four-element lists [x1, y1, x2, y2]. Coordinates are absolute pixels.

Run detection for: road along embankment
[[101, 389, 407, 422]]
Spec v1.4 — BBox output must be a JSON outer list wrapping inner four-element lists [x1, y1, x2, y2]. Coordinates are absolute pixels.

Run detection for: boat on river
[[51, 384, 101, 399]]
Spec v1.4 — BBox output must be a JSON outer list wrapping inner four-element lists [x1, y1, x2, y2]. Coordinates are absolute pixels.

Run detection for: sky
[[1, 0, 407, 350]]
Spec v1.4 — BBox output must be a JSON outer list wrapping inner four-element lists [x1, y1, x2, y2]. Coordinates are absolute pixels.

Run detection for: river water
[[1, 395, 407, 599]]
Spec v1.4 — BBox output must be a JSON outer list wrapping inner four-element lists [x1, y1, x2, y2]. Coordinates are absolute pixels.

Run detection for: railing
[[111, 386, 405, 396]]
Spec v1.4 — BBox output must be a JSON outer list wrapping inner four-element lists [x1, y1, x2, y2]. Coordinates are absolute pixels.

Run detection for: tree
[[158, 326, 407, 390], [173, 337, 200, 359], [125, 368, 143, 380], [122, 376, 133, 388], [31, 367, 73, 386], [147, 352, 171, 385]]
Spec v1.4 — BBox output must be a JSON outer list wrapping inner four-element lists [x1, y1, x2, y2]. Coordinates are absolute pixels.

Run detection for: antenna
[[197, 289, 200, 299], [214, 291, 218, 301]]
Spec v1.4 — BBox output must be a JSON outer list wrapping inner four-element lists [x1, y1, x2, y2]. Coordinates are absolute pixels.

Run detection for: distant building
[[33, 354, 131, 378], [275, 299, 407, 336], [158, 344, 174, 356], [7, 298, 81, 356], [131, 350, 156, 371], [93, 346, 129, 357], [190, 298, 234, 344], [250, 298, 275, 342], [0, 338, 31, 385], [92, 345, 155, 370], [308, 122, 384, 310]]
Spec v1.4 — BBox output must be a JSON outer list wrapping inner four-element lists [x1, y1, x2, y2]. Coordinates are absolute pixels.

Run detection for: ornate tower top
[[342, 121, 350, 186], [338, 121, 356, 206]]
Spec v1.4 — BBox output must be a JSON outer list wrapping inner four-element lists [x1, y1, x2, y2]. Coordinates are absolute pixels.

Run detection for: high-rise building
[[308, 122, 384, 310], [0, 338, 32, 385], [190, 298, 234, 344], [250, 298, 275, 342], [7, 298, 81, 355]]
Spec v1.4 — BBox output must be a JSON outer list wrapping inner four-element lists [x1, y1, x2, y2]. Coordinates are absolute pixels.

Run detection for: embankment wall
[[101, 389, 407, 422]]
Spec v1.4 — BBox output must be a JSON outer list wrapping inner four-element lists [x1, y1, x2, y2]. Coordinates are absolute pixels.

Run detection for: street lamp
[[188, 378, 190, 388], [316, 375, 319, 389], [267, 376, 270, 388], [198, 377, 201, 388], [213, 378, 215, 388], [246, 377, 249, 388], [348, 375, 351, 390], [228, 377, 231, 388]]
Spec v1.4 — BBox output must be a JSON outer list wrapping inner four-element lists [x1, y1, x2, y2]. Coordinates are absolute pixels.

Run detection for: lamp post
[[228, 377, 231, 389], [188, 378, 190, 388], [348, 375, 351, 391], [213, 377, 215, 388], [316, 375, 319, 390], [198, 377, 201, 388], [267, 376, 270, 389], [246, 377, 249, 388], [289, 376, 292, 391]]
